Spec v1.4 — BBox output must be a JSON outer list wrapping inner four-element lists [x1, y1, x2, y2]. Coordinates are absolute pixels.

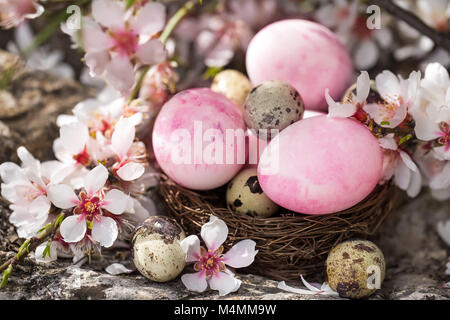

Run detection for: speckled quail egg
[[211, 69, 253, 110], [226, 167, 279, 218], [131, 216, 186, 282], [326, 239, 386, 299], [244, 81, 304, 139]]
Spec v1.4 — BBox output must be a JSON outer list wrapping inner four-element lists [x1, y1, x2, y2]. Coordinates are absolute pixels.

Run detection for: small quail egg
[[131, 216, 186, 282], [226, 168, 279, 218], [211, 69, 253, 110], [326, 239, 386, 299], [244, 81, 304, 139]]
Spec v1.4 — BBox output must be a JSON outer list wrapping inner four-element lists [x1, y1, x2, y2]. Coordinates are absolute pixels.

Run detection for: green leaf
[[37, 223, 51, 234], [126, 0, 137, 9], [380, 121, 390, 126], [202, 66, 223, 80], [0, 265, 12, 289], [399, 134, 412, 145], [42, 240, 53, 259]]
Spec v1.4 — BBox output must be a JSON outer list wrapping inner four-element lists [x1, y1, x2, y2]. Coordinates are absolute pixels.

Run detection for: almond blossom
[[0, 147, 66, 238], [278, 275, 339, 297], [47, 164, 129, 248], [326, 71, 371, 118], [379, 134, 422, 197], [363, 70, 421, 129], [111, 117, 146, 181], [82, 0, 167, 93], [180, 215, 258, 296], [0, 0, 44, 29]]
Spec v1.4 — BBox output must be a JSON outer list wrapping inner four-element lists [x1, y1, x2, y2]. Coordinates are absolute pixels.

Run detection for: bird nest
[[159, 176, 400, 280]]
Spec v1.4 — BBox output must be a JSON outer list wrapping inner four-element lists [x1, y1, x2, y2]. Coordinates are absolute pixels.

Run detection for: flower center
[[73, 147, 90, 166], [353, 15, 374, 39], [437, 122, 450, 150], [77, 192, 101, 220], [194, 246, 226, 278], [110, 29, 139, 57]]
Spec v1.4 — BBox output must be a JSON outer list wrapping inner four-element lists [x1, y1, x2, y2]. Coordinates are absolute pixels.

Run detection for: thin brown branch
[[370, 0, 450, 53]]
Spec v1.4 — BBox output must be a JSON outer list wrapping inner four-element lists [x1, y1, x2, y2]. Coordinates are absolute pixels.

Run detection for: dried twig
[[370, 0, 450, 53], [0, 212, 65, 288]]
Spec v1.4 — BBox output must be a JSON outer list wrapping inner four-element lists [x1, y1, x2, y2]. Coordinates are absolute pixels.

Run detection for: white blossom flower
[[315, 0, 393, 69], [379, 135, 422, 197], [411, 63, 450, 160], [7, 22, 74, 79], [111, 117, 146, 181], [0, 0, 44, 29], [437, 219, 450, 247], [0, 147, 66, 238], [47, 164, 129, 248], [326, 71, 370, 118], [180, 215, 258, 296], [363, 70, 421, 128], [82, 0, 167, 93]]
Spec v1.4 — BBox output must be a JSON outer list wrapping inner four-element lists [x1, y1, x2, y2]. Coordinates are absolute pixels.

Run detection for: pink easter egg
[[246, 19, 353, 111], [153, 88, 246, 190], [257, 116, 383, 215]]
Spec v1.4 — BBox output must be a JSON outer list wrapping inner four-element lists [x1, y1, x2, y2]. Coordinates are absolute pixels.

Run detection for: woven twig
[[160, 176, 399, 280]]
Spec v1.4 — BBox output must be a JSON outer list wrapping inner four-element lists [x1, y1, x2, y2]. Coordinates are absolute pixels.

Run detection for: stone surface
[[0, 51, 449, 300]]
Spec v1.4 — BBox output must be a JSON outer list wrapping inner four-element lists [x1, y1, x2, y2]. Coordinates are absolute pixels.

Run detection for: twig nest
[[326, 239, 386, 299], [226, 167, 279, 218], [131, 216, 186, 283], [211, 69, 253, 110], [244, 80, 304, 139]]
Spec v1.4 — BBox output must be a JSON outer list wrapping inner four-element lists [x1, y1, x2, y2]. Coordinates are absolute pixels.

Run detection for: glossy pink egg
[[153, 88, 246, 190], [246, 19, 353, 111], [258, 116, 383, 215]]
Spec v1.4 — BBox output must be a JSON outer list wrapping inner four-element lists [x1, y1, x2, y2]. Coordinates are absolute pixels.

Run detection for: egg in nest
[[226, 168, 279, 218], [244, 80, 304, 139], [211, 69, 253, 110]]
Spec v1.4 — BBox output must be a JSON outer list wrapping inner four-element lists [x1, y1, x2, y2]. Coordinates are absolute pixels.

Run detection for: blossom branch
[[127, 0, 198, 103], [0, 212, 65, 288], [370, 0, 450, 53]]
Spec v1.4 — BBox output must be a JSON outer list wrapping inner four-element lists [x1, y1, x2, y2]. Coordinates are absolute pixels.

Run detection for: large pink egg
[[246, 19, 353, 111], [258, 116, 383, 215], [153, 88, 246, 190]]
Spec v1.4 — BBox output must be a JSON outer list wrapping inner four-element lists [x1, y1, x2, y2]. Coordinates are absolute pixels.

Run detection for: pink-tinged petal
[[85, 51, 110, 77], [200, 215, 228, 251], [431, 187, 450, 201], [136, 39, 166, 65], [111, 117, 135, 159], [47, 184, 79, 209], [60, 122, 89, 155], [91, 0, 125, 29], [105, 56, 136, 94], [430, 162, 450, 189], [105, 263, 134, 275], [60, 215, 87, 243], [82, 18, 112, 53], [91, 216, 118, 248], [326, 89, 356, 118], [375, 71, 401, 103], [407, 169, 422, 198], [179, 235, 201, 263], [394, 161, 411, 191], [0, 162, 27, 184], [399, 151, 418, 172], [223, 239, 258, 268], [84, 164, 108, 195], [181, 272, 208, 293], [132, 2, 166, 36], [379, 134, 398, 151], [117, 162, 145, 181], [412, 109, 441, 141], [17, 146, 40, 172], [101, 189, 129, 215], [356, 71, 371, 103], [35, 242, 58, 263], [208, 271, 241, 296]]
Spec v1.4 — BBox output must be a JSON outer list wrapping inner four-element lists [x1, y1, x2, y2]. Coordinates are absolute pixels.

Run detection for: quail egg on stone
[[211, 69, 253, 110], [326, 239, 386, 299], [226, 168, 279, 218], [131, 216, 186, 283], [244, 80, 304, 139]]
